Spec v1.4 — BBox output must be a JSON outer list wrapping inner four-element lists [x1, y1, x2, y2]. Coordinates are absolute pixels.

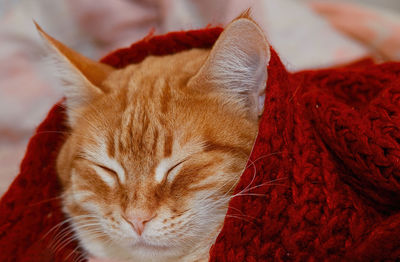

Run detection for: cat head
[[38, 14, 270, 261]]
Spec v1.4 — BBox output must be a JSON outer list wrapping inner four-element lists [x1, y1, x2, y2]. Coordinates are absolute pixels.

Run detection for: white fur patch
[[154, 158, 184, 183], [154, 158, 170, 183]]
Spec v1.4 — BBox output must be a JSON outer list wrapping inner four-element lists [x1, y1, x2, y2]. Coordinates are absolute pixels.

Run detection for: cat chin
[[80, 234, 205, 262], [130, 240, 172, 251], [81, 232, 215, 262]]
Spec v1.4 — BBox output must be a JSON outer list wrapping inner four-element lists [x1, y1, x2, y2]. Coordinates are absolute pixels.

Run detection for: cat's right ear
[[35, 22, 115, 126], [188, 15, 270, 121]]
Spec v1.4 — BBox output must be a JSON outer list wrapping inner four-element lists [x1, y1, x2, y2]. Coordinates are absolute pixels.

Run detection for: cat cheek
[[79, 202, 102, 215]]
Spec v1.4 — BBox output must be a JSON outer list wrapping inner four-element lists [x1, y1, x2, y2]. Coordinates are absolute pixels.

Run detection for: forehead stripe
[[164, 133, 173, 157]]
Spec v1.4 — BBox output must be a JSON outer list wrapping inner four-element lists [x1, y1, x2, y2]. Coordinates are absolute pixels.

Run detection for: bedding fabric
[[0, 27, 400, 261]]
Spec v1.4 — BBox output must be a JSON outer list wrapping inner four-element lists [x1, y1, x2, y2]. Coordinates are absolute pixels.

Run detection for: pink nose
[[126, 210, 155, 235]]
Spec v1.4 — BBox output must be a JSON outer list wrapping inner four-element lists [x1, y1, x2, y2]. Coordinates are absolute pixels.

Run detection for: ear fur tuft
[[189, 14, 270, 119], [35, 22, 114, 126]]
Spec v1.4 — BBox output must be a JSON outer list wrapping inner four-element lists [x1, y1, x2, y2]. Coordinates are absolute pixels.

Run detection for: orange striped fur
[[38, 14, 270, 262]]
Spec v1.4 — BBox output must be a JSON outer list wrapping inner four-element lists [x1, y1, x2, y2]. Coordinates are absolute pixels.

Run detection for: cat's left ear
[[189, 16, 270, 119], [34, 22, 115, 126]]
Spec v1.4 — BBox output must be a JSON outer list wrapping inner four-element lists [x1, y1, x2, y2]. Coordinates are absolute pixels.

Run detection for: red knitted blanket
[[1, 27, 400, 262]]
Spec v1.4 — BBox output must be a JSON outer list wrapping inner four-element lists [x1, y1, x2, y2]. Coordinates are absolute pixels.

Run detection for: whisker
[[27, 192, 71, 208], [238, 178, 288, 194], [47, 219, 99, 252], [65, 245, 82, 261], [225, 214, 257, 225], [226, 206, 257, 221], [198, 151, 284, 205], [53, 229, 106, 256], [43, 214, 98, 240], [245, 151, 283, 169]]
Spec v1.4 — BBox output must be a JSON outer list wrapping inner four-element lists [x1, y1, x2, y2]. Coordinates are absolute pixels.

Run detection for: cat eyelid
[[76, 156, 118, 177], [74, 154, 126, 185], [160, 159, 186, 184], [80, 157, 121, 184], [155, 158, 187, 183], [95, 164, 118, 176], [92, 162, 124, 186], [167, 160, 186, 176]]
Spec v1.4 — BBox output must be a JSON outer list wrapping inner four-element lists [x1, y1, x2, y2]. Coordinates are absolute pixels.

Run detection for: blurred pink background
[[1, 0, 400, 195]]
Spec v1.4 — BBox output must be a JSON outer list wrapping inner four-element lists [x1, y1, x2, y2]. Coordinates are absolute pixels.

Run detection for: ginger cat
[[37, 13, 270, 262]]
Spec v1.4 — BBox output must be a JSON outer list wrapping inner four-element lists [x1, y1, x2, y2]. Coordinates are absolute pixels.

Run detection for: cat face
[[37, 14, 270, 261]]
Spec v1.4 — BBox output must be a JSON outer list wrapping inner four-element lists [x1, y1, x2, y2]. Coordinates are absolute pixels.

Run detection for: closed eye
[[155, 159, 186, 183], [166, 160, 185, 179], [89, 162, 121, 187], [75, 155, 118, 177], [97, 164, 118, 176], [74, 153, 126, 185]]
